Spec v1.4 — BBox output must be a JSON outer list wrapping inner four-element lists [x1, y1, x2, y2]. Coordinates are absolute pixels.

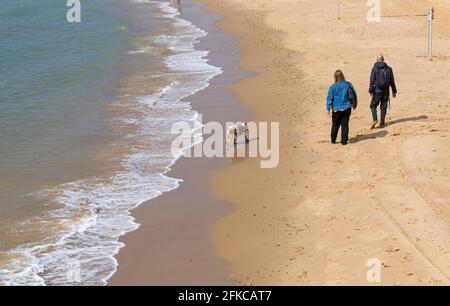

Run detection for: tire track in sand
[[356, 134, 450, 281], [391, 138, 450, 228]]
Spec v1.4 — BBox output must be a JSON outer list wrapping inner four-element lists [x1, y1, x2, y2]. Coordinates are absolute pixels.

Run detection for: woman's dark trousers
[[331, 108, 351, 145]]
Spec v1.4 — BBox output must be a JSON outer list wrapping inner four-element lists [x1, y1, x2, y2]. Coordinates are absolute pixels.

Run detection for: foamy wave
[[129, 45, 155, 55], [0, 0, 222, 286], [0, 252, 44, 286]]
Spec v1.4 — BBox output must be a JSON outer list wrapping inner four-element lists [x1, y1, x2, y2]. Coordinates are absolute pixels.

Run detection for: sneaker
[[371, 120, 378, 129], [379, 123, 386, 128]]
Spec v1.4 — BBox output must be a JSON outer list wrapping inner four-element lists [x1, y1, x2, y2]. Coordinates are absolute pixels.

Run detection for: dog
[[79, 196, 102, 214], [79, 196, 91, 206], [226, 122, 250, 145]]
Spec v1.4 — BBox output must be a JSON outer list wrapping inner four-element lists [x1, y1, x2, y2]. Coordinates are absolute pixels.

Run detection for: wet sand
[[109, 0, 251, 285]]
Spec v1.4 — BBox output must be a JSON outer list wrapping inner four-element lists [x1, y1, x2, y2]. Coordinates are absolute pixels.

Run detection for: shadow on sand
[[388, 115, 428, 126], [350, 130, 389, 144], [349, 115, 428, 144]]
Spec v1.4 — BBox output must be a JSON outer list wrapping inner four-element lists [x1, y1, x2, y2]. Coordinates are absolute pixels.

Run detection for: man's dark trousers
[[371, 88, 390, 125], [331, 108, 351, 145]]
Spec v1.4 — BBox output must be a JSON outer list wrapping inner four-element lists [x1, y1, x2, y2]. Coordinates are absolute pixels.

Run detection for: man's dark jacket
[[369, 62, 397, 94]]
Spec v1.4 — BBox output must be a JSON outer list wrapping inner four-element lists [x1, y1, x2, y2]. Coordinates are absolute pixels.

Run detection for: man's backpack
[[347, 83, 358, 109], [375, 67, 392, 90]]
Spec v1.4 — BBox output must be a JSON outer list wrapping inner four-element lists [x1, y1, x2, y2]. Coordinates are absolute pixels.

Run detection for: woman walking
[[326, 70, 357, 145]]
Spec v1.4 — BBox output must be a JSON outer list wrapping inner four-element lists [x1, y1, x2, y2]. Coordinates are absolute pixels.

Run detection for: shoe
[[331, 140, 337, 144], [379, 123, 386, 128], [371, 120, 378, 129], [342, 142, 348, 146]]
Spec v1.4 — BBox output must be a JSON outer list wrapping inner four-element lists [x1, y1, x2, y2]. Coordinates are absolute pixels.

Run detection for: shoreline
[[109, 0, 251, 285]]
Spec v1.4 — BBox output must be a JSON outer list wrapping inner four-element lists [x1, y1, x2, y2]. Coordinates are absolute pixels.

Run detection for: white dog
[[226, 122, 250, 145], [79, 196, 91, 206]]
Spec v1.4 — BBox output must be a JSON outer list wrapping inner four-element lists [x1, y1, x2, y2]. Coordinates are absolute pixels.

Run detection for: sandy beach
[[200, 0, 450, 285], [110, 0, 449, 286]]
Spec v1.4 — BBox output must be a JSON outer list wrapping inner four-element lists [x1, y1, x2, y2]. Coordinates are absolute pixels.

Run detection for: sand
[[195, 0, 450, 285]]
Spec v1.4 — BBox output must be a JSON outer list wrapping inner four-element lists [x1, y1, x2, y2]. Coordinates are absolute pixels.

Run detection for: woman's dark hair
[[334, 70, 346, 83]]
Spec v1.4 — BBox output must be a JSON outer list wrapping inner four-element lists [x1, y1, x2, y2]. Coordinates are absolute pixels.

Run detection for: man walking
[[369, 54, 397, 129]]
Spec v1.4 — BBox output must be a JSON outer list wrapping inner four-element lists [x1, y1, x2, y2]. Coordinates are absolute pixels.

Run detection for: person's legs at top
[[331, 111, 343, 144], [379, 90, 390, 127], [340, 108, 351, 145]]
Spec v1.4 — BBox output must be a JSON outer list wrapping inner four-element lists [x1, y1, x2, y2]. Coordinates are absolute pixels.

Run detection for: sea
[[0, 0, 221, 285]]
